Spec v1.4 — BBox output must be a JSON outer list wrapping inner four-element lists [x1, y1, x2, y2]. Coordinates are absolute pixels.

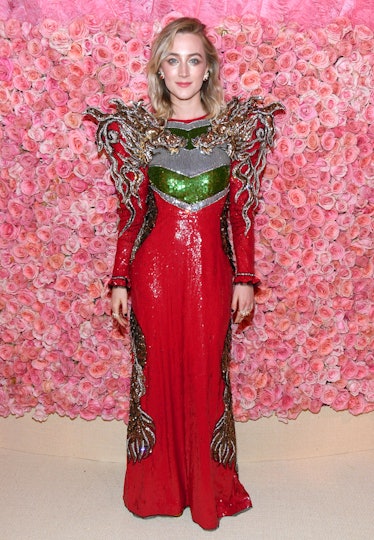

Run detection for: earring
[[203, 71, 210, 81], [158, 70, 165, 79]]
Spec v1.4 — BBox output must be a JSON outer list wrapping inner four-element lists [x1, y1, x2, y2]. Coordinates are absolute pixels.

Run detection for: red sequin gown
[[91, 99, 281, 530]]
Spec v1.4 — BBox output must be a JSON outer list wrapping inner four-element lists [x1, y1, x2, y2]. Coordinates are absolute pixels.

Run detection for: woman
[[88, 17, 282, 530]]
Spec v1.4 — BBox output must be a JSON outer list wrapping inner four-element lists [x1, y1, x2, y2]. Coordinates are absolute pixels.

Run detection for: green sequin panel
[[149, 165, 230, 204], [168, 125, 210, 149]]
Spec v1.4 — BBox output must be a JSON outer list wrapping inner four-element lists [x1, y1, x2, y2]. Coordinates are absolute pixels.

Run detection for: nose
[[178, 61, 189, 78]]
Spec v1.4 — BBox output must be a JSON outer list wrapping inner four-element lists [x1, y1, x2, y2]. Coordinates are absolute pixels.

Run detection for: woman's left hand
[[231, 283, 254, 324]]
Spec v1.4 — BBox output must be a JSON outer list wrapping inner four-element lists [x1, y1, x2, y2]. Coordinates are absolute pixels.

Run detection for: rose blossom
[[287, 188, 306, 208], [92, 45, 112, 64], [68, 18, 89, 40], [50, 30, 72, 54], [221, 64, 239, 83], [0, 58, 14, 81], [241, 70, 261, 91]]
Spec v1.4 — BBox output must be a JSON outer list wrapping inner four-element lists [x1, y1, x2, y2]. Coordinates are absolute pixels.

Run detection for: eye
[[189, 57, 201, 65], [166, 57, 178, 65]]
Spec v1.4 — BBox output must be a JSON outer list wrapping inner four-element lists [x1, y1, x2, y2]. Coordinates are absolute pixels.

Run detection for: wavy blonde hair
[[147, 18, 224, 119]]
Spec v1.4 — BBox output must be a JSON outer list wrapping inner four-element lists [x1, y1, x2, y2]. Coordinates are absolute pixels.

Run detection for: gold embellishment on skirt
[[130, 190, 158, 263], [211, 326, 237, 468], [127, 311, 156, 462]]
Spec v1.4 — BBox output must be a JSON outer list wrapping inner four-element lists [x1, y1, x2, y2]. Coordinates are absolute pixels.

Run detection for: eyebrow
[[165, 52, 204, 58]]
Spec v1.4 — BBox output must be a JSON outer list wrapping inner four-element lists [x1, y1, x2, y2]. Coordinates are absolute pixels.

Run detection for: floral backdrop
[[0, 1, 373, 422]]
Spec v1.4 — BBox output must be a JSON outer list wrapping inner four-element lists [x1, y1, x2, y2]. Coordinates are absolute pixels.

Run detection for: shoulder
[[216, 97, 284, 155], [86, 99, 159, 132], [221, 96, 284, 127], [86, 100, 165, 164]]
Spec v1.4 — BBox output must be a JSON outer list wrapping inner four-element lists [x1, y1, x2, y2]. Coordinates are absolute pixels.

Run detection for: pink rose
[[318, 338, 334, 356], [47, 253, 66, 271], [72, 249, 91, 264], [68, 131, 86, 154], [318, 194, 335, 210], [4, 18, 22, 38], [112, 52, 129, 67], [50, 88, 68, 106], [277, 51, 297, 72], [126, 38, 144, 57], [0, 58, 13, 81], [276, 252, 294, 267], [88, 362, 109, 379], [323, 223, 340, 241], [320, 109, 339, 128], [97, 64, 117, 85], [68, 18, 89, 40], [348, 395, 366, 415], [280, 160, 298, 178], [225, 48, 241, 64], [315, 282, 330, 299], [88, 236, 107, 254], [288, 188, 306, 208], [81, 76, 101, 96], [219, 33, 236, 51], [240, 70, 261, 91], [128, 59, 144, 76], [13, 74, 31, 91], [221, 64, 239, 83], [310, 50, 330, 69], [50, 30, 72, 54], [92, 45, 112, 64], [322, 385, 339, 404], [39, 18, 59, 37]]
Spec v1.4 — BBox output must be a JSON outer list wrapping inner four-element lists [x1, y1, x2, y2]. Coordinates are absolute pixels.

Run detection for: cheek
[[162, 65, 176, 81]]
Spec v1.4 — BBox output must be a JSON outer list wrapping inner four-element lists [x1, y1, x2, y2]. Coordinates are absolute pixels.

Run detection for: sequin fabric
[[86, 97, 284, 232], [211, 324, 237, 468], [127, 310, 156, 462], [88, 98, 283, 528]]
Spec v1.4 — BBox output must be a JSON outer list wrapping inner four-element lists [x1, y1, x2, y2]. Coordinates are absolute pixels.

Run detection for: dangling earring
[[203, 71, 210, 81], [158, 70, 165, 79]]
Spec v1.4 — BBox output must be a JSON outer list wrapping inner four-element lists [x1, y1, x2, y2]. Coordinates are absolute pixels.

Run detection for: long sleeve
[[229, 116, 269, 285], [229, 170, 259, 285], [105, 121, 149, 289], [195, 98, 283, 286]]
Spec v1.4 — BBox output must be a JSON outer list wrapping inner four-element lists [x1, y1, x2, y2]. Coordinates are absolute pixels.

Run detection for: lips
[[176, 82, 192, 87]]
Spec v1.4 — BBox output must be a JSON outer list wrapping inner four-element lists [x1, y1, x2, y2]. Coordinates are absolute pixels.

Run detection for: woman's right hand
[[111, 287, 128, 327]]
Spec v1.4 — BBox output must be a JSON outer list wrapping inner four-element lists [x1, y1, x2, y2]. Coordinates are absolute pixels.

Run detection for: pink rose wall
[[0, 1, 373, 423]]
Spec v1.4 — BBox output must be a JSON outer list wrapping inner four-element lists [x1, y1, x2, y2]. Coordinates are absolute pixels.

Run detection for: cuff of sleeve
[[234, 273, 260, 285], [108, 276, 130, 289]]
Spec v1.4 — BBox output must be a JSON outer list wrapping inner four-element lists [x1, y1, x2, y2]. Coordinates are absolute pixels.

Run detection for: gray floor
[[1, 448, 373, 540]]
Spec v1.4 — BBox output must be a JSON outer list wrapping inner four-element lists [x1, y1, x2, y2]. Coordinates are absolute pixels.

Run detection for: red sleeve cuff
[[108, 276, 130, 289], [233, 273, 261, 285]]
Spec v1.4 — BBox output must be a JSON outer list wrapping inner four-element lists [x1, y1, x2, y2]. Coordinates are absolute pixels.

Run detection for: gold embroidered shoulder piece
[[193, 97, 285, 233], [86, 100, 186, 231]]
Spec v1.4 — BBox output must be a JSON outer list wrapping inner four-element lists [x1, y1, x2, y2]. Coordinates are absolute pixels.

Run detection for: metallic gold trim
[[130, 190, 158, 263], [87, 97, 283, 234], [151, 185, 229, 212], [193, 97, 284, 233], [86, 100, 186, 231], [211, 325, 237, 468], [127, 311, 156, 462]]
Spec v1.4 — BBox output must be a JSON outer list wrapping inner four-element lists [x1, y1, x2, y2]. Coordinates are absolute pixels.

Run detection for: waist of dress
[[150, 185, 229, 213]]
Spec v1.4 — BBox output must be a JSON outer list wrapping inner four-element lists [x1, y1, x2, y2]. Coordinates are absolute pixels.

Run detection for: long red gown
[[89, 98, 281, 529]]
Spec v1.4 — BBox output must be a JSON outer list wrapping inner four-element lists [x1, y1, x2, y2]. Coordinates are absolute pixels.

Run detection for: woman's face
[[160, 32, 208, 112]]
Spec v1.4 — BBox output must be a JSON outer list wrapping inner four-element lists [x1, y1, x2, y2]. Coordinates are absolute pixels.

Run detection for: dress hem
[[125, 499, 253, 530]]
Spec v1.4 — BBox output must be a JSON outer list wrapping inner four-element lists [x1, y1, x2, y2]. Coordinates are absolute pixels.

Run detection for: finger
[[112, 311, 128, 327], [234, 306, 253, 324]]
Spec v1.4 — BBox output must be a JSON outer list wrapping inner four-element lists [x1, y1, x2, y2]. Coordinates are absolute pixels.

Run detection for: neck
[[170, 97, 207, 121]]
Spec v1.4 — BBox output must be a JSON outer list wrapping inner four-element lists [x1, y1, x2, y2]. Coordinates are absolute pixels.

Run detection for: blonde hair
[[147, 17, 224, 119]]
